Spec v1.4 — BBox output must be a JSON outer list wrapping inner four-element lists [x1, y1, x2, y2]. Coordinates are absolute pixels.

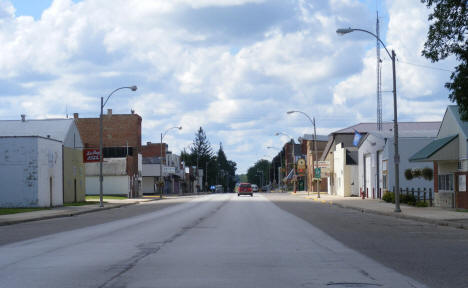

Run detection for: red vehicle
[[238, 183, 253, 197]]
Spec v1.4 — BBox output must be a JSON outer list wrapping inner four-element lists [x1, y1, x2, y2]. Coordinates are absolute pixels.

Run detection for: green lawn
[[85, 195, 128, 201], [0, 207, 50, 215], [63, 201, 99, 207]]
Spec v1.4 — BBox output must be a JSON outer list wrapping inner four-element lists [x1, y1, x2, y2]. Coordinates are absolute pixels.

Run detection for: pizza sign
[[83, 149, 101, 163]]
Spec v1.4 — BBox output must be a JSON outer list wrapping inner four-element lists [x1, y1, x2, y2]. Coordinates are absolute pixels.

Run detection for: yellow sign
[[297, 158, 306, 173]]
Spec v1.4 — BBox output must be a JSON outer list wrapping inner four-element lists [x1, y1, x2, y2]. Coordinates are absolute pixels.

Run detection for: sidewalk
[[290, 191, 468, 230], [0, 198, 154, 226]]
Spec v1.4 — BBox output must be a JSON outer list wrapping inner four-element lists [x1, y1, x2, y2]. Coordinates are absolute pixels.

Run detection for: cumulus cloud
[[0, 0, 454, 173]]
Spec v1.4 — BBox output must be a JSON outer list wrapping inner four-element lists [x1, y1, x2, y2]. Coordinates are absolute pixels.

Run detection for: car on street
[[251, 184, 259, 192], [238, 183, 253, 197]]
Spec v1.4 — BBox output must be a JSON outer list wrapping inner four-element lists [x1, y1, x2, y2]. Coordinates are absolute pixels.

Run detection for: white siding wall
[[0, 137, 38, 207], [142, 176, 156, 194], [384, 137, 435, 191], [37, 138, 63, 207], [85, 176, 130, 195]]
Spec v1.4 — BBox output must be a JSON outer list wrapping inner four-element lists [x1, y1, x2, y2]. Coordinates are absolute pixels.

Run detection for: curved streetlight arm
[[162, 126, 182, 141], [103, 86, 137, 108], [337, 28, 393, 60], [287, 110, 315, 127]]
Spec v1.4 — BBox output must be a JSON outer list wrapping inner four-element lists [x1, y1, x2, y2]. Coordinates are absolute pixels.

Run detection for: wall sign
[[459, 174, 466, 192], [83, 149, 101, 163]]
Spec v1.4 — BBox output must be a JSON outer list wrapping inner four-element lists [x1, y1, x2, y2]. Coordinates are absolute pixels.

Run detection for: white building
[[0, 117, 85, 206], [0, 136, 63, 207], [358, 127, 439, 199]]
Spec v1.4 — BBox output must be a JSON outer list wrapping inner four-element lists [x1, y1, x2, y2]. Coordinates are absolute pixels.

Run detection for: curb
[[0, 202, 135, 226], [309, 197, 468, 231]]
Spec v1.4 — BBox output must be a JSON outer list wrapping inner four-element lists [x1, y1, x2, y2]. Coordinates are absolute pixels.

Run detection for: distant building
[[74, 110, 142, 197], [299, 134, 328, 193], [141, 141, 185, 195]]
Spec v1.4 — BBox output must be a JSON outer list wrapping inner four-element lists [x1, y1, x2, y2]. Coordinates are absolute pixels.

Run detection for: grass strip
[[0, 207, 50, 215], [86, 195, 128, 201]]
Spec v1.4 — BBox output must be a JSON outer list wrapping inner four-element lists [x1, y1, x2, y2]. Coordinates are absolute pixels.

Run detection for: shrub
[[382, 191, 394, 203], [404, 169, 413, 180], [415, 201, 428, 207], [422, 167, 433, 181], [412, 169, 422, 178], [403, 194, 417, 206]]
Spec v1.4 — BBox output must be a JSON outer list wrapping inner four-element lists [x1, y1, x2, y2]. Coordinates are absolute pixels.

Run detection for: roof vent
[[21, 114, 25, 122]]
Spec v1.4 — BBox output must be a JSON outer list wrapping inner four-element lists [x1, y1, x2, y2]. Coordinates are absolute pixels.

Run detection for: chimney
[[21, 114, 25, 122], [107, 109, 112, 116], [73, 113, 79, 119]]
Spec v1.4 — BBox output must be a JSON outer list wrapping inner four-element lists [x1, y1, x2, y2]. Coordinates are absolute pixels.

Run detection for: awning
[[409, 134, 458, 162], [283, 169, 294, 182]]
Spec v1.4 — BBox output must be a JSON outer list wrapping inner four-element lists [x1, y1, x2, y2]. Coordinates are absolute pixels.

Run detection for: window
[[438, 174, 454, 191], [103, 147, 134, 158], [382, 175, 387, 190]]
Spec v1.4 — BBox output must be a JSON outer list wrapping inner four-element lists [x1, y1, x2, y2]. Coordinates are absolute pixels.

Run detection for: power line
[[397, 59, 453, 72]]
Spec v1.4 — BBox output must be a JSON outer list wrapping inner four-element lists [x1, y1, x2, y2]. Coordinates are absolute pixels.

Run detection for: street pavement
[[2, 191, 468, 229], [0, 193, 426, 288]]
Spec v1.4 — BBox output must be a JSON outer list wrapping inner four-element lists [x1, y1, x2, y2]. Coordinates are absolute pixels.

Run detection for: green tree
[[181, 127, 214, 190], [216, 143, 237, 191], [247, 159, 271, 187], [421, 0, 468, 118]]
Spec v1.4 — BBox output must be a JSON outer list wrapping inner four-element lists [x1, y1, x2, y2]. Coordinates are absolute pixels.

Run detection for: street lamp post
[[99, 86, 137, 208], [287, 111, 320, 198], [337, 27, 401, 212], [267, 146, 283, 192], [159, 126, 182, 199], [276, 132, 296, 193]]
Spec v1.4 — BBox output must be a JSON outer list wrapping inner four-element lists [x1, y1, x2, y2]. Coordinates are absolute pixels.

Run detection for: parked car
[[251, 184, 259, 192], [238, 183, 253, 197], [215, 185, 224, 193], [261, 184, 271, 192]]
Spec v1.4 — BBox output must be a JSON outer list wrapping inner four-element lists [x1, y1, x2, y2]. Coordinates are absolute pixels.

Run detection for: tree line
[[246, 159, 271, 188], [180, 127, 237, 192]]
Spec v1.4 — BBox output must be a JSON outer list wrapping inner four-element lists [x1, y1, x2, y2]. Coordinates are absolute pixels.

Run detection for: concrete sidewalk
[[290, 191, 468, 230], [0, 198, 154, 226]]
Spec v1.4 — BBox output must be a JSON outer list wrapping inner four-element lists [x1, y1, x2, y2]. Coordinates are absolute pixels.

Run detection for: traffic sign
[[318, 161, 329, 168], [314, 168, 321, 178]]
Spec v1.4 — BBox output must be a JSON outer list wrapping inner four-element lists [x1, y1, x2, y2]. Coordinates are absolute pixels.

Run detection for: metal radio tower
[[376, 11, 382, 131]]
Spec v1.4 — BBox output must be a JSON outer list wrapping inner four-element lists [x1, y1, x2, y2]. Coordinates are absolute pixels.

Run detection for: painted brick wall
[[142, 143, 167, 158], [75, 112, 142, 152]]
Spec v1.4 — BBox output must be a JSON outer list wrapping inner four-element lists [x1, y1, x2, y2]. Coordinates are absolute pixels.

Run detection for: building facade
[[74, 110, 142, 197]]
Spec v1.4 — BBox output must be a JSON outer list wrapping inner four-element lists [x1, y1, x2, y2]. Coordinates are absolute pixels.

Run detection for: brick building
[[142, 142, 167, 158], [74, 110, 142, 197]]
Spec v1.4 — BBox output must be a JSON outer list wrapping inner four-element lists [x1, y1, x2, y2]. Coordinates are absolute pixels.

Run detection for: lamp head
[[287, 111, 296, 114], [178, 126, 182, 130], [275, 132, 280, 136], [336, 28, 353, 35], [130, 85, 138, 91]]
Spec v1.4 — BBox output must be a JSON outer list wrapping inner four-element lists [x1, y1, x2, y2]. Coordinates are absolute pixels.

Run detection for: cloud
[[0, 0, 454, 173]]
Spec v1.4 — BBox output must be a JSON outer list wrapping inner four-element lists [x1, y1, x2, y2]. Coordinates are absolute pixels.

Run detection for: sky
[[0, 0, 455, 173]]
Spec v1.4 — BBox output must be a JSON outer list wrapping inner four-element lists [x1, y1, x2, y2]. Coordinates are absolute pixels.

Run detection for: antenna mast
[[376, 11, 382, 130]]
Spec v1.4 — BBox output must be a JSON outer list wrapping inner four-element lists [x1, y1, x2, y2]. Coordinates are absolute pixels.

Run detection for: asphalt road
[[266, 193, 468, 288], [0, 197, 192, 246], [0, 193, 426, 288]]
